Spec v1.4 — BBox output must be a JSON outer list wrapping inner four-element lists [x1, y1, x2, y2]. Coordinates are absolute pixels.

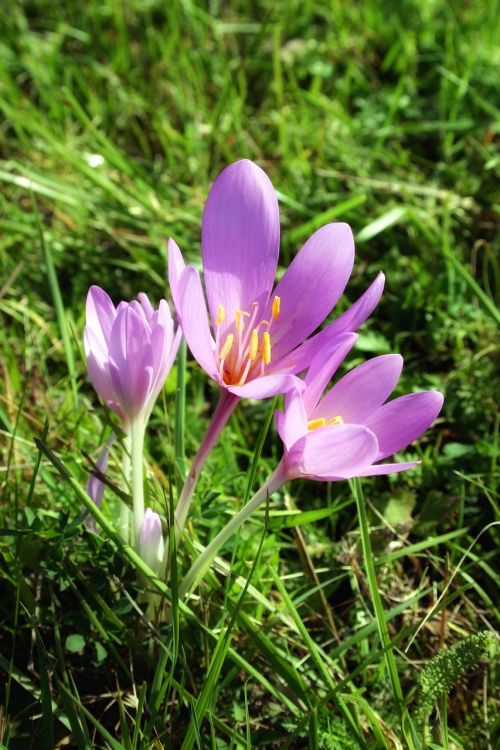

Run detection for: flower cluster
[[83, 159, 443, 586]]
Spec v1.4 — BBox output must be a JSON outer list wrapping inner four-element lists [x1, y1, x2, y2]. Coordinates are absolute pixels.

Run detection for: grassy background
[[0, 0, 498, 748]]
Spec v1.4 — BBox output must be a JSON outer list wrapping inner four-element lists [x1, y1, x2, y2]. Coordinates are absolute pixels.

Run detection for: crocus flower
[[85, 439, 111, 532], [276, 334, 444, 479], [180, 334, 444, 595], [169, 159, 384, 538], [84, 286, 181, 427], [168, 159, 384, 400], [138, 508, 164, 576]]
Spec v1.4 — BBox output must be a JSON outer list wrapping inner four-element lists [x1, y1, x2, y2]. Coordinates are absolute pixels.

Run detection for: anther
[[307, 418, 326, 431], [327, 416, 344, 425], [262, 332, 271, 365], [215, 304, 225, 325], [235, 309, 243, 331], [272, 295, 281, 319], [219, 333, 233, 360], [248, 329, 259, 360]]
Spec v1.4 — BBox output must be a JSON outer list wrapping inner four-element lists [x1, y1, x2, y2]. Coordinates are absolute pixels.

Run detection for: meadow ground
[[0, 1, 499, 748]]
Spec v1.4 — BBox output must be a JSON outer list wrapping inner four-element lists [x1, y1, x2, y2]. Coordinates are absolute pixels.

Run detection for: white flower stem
[[130, 419, 146, 547], [179, 460, 286, 597], [120, 430, 131, 542]]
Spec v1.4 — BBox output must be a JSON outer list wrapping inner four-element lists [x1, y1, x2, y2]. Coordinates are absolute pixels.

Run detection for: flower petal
[[364, 391, 444, 460], [168, 237, 186, 300], [356, 461, 421, 476], [277, 272, 384, 374], [270, 223, 354, 359], [315, 354, 403, 423], [227, 372, 303, 399], [85, 285, 116, 355], [202, 159, 280, 325], [108, 305, 154, 418], [303, 333, 358, 414], [279, 388, 308, 451], [175, 267, 219, 380], [286, 424, 378, 480]]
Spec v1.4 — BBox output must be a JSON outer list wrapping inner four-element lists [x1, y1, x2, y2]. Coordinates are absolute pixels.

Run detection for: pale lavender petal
[[202, 159, 280, 324], [227, 372, 303, 399], [364, 391, 444, 461], [271, 223, 355, 358], [286, 424, 378, 480], [138, 292, 154, 321], [168, 237, 186, 299], [314, 354, 403, 423], [356, 461, 421, 476], [108, 306, 154, 418], [278, 272, 385, 374], [85, 439, 112, 531], [138, 508, 164, 574], [324, 271, 385, 337], [302, 333, 358, 414], [85, 285, 116, 354], [129, 300, 150, 327], [279, 388, 308, 450], [176, 268, 219, 380]]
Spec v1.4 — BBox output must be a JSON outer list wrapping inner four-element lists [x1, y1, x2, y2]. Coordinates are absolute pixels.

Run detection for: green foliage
[[414, 631, 498, 725]]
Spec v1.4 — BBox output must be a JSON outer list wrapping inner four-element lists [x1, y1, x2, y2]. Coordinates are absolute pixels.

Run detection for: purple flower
[[168, 159, 384, 401], [138, 508, 164, 575], [276, 334, 444, 480], [85, 439, 111, 532], [84, 287, 181, 425]]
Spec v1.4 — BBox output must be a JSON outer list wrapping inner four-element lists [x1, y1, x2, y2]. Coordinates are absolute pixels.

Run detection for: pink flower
[[168, 159, 384, 401], [84, 287, 181, 426], [138, 508, 164, 575], [276, 334, 444, 480]]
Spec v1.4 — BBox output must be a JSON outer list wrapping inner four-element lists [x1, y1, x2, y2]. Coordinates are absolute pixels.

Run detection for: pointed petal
[[356, 461, 421, 476], [271, 223, 354, 358], [315, 354, 403, 423], [287, 424, 378, 480], [168, 237, 186, 300], [280, 388, 308, 451], [108, 306, 154, 418], [175, 267, 219, 380], [278, 272, 385, 374], [303, 333, 358, 413], [85, 285, 116, 354], [365, 391, 444, 460], [227, 372, 303, 399], [202, 159, 279, 324], [138, 292, 154, 321]]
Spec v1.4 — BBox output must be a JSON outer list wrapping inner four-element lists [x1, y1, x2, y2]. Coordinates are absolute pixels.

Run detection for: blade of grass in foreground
[[351, 478, 419, 750]]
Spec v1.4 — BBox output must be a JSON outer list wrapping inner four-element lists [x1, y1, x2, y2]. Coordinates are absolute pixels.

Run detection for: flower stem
[[131, 419, 146, 547], [120, 430, 131, 542], [174, 389, 238, 541], [179, 461, 286, 597], [352, 478, 417, 749]]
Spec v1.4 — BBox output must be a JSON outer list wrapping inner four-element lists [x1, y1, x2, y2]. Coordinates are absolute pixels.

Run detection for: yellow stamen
[[327, 416, 344, 425], [308, 418, 326, 431], [219, 333, 233, 360], [235, 308, 243, 331], [248, 329, 259, 360], [272, 295, 281, 319], [215, 304, 225, 325], [262, 331, 271, 365]]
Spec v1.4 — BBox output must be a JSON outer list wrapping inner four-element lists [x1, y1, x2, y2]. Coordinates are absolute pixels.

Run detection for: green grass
[[0, 0, 499, 747]]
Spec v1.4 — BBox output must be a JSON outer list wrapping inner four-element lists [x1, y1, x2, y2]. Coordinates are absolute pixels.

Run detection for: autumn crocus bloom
[[85, 440, 111, 533], [276, 334, 444, 479], [169, 159, 385, 536], [84, 286, 181, 545], [138, 509, 164, 576], [180, 333, 444, 596]]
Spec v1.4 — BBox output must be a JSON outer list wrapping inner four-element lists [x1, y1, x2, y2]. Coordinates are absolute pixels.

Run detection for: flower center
[[307, 416, 344, 430], [214, 296, 280, 386]]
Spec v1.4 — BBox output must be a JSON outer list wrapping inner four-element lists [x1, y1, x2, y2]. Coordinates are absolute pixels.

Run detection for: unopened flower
[[84, 287, 181, 426], [85, 439, 111, 532], [168, 159, 383, 401], [276, 335, 444, 479], [138, 508, 164, 575]]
